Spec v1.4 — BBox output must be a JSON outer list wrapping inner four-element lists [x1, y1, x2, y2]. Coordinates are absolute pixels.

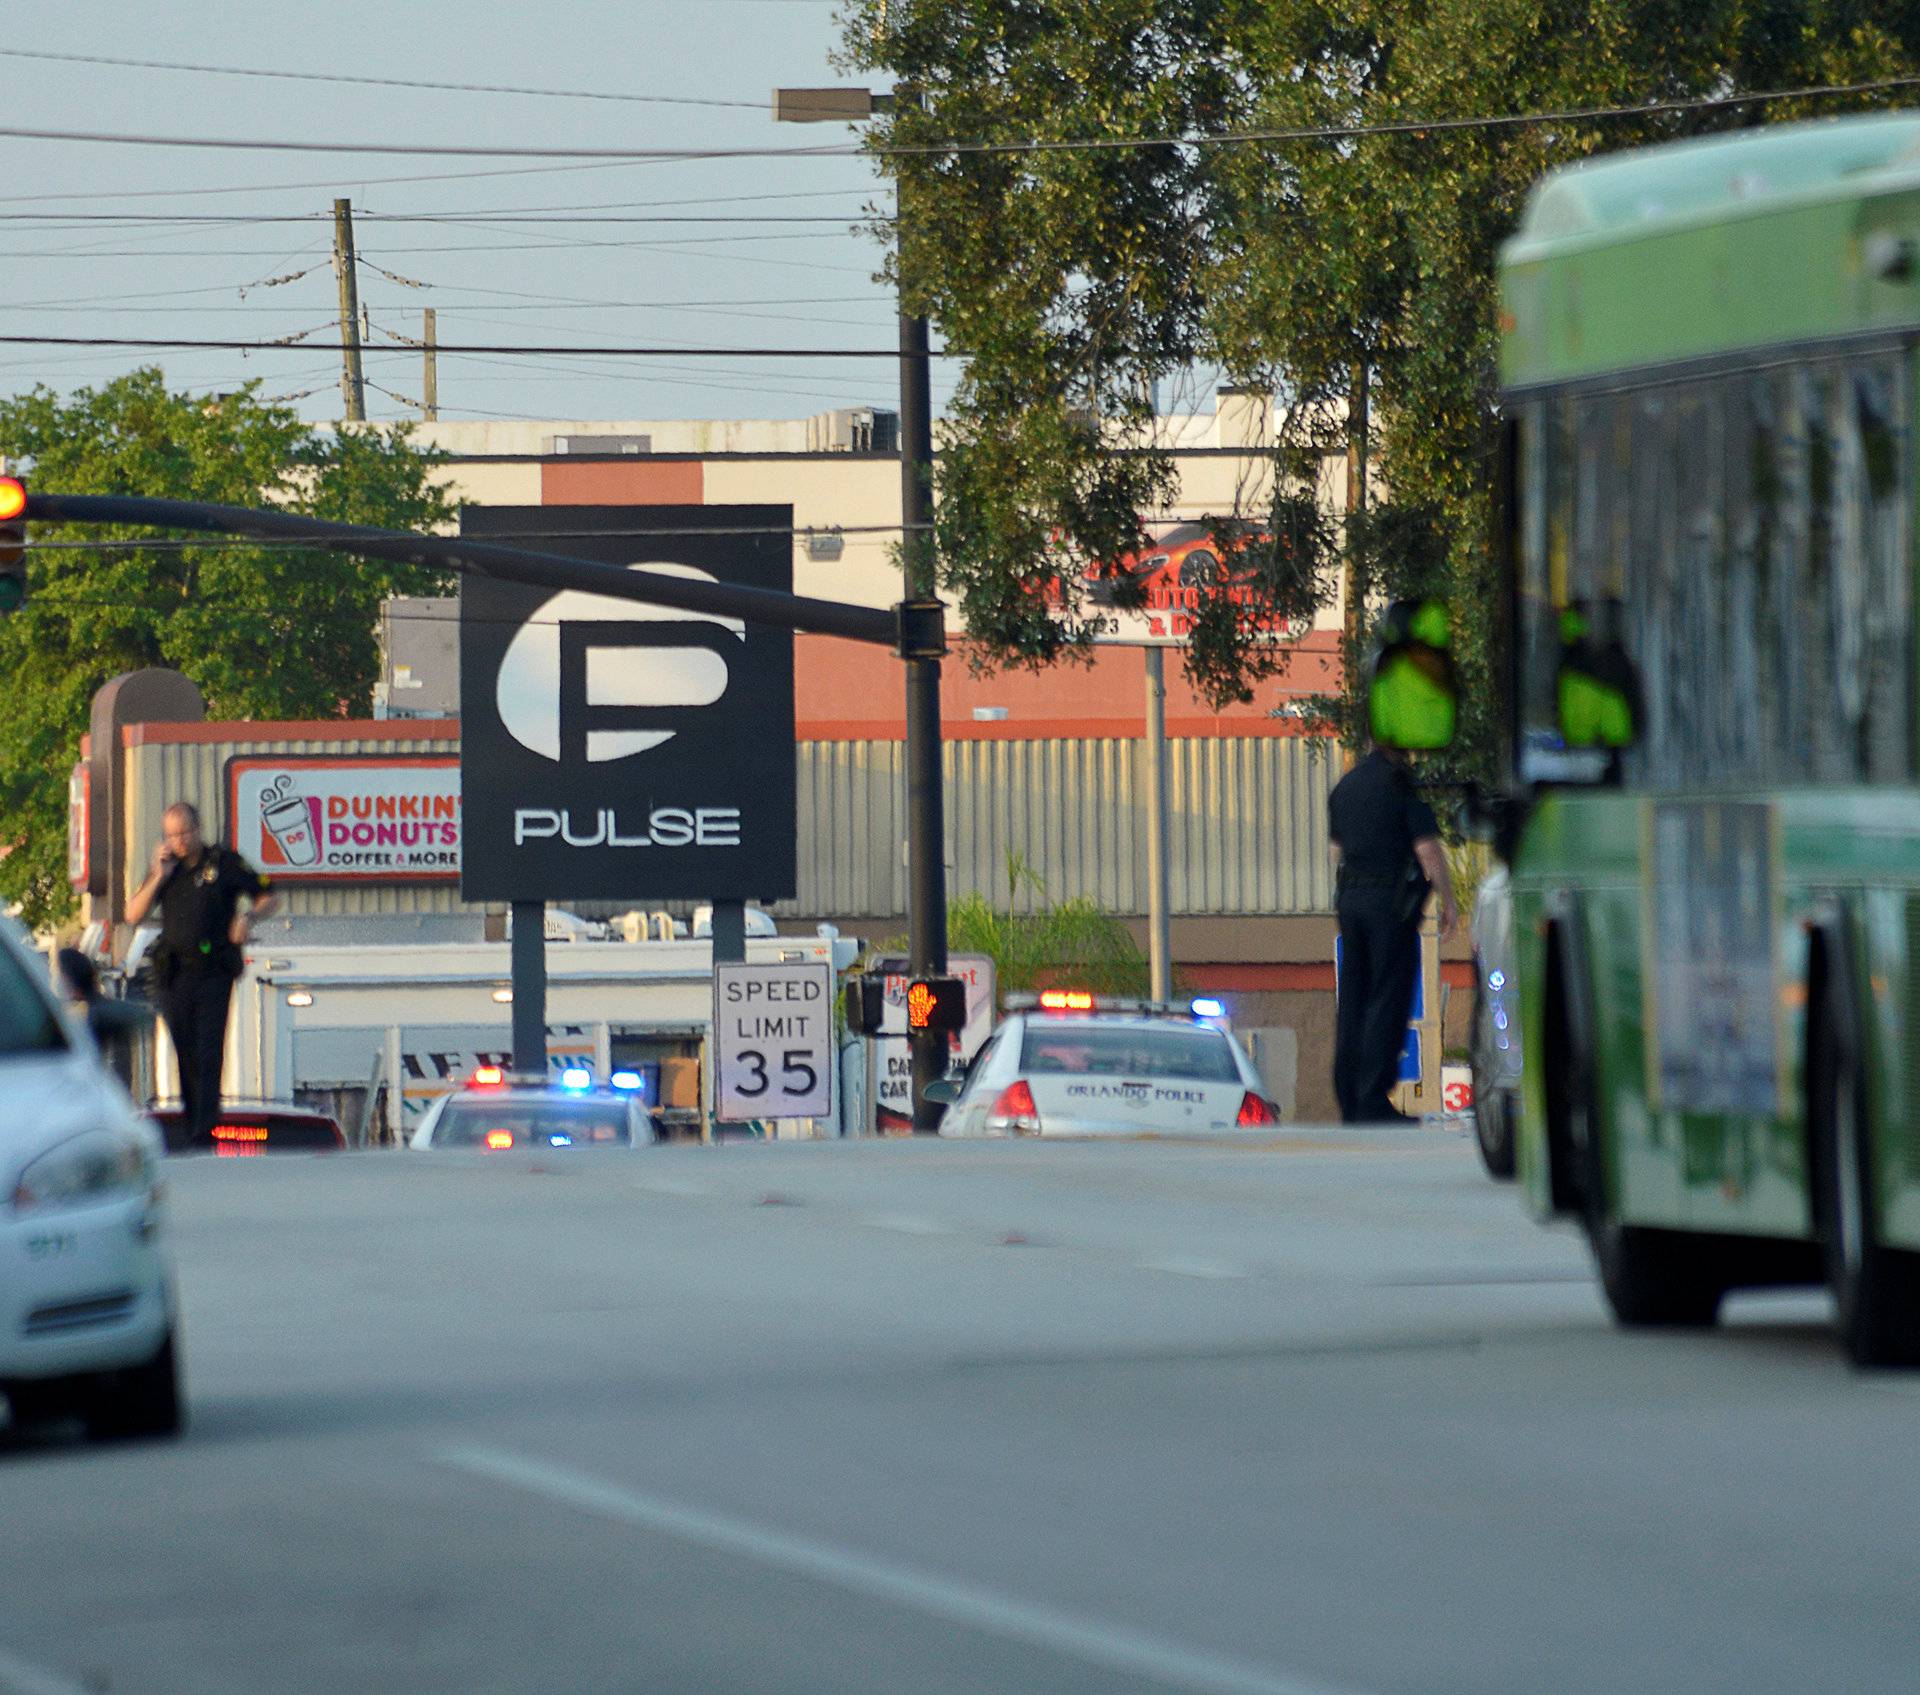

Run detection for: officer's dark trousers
[[1334, 890, 1419, 1123], [159, 972, 234, 1144]]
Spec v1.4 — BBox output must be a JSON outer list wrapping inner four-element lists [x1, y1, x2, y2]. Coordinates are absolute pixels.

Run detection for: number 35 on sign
[[713, 961, 835, 1123]]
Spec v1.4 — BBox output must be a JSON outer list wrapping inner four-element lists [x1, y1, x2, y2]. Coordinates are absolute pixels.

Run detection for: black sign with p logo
[[458, 504, 796, 903]]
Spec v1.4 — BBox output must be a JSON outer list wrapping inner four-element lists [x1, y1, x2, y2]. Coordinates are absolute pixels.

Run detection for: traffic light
[[0, 476, 24, 615], [843, 974, 886, 1035], [906, 977, 967, 1035]]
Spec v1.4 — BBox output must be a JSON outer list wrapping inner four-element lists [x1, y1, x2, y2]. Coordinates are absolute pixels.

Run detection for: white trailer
[[174, 933, 858, 1143]]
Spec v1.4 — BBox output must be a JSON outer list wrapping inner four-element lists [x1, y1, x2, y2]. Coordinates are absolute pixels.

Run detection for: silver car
[[936, 996, 1278, 1137], [1468, 863, 1522, 1178]]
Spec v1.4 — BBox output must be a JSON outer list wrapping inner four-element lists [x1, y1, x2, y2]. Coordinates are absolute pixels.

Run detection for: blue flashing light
[[1190, 996, 1227, 1020], [560, 1066, 593, 1091], [549, 1133, 574, 1147], [1488, 970, 1506, 990], [610, 1069, 642, 1091]]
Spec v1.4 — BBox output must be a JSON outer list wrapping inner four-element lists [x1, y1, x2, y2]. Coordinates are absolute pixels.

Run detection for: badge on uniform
[[200, 862, 219, 885]]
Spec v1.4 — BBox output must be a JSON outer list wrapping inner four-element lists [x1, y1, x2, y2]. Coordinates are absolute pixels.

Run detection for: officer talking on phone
[[125, 801, 277, 1145]]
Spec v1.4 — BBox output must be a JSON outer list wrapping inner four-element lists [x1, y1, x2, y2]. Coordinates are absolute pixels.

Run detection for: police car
[[934, 992, 1279, 1137], [0, 917, 180, 1440], [410, 1066, 661, 1152]]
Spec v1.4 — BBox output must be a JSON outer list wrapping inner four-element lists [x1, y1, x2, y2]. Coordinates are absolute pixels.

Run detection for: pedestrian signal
[[906, 977, 967, 1035], [0, 477, 25, 615], [844, 974, 886, 1035]]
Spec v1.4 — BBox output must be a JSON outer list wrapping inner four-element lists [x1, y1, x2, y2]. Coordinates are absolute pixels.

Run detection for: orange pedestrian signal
[[0, 476, 23, 615], [906, 977, 967, 1034]]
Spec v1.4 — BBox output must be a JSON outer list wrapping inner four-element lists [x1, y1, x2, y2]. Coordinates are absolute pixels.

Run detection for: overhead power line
[[0, 47, 768, 110], [25, 520, 929, 551], [0, 334, 940, 357], [0, 212, 878, 224], [0, 73, 1916, 162]]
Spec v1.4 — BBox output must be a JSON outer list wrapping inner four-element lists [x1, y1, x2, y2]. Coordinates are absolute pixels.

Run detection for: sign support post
[[711, 900, 746, 966], [1144, 646, 1172, 1002], [510, 900, 546, 1075]]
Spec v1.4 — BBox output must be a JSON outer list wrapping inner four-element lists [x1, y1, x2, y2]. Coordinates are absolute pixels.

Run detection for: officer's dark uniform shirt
[[153, 846, 270, 982], [1328, 750, 1438, 882]]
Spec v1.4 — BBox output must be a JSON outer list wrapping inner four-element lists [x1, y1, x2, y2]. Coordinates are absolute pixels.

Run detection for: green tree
[[0, 369, 452, 925], [842, 2, 1920, 762], [882, 853, 1153, 1004]]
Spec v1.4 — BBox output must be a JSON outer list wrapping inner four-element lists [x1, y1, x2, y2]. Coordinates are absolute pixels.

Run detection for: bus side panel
[[1511, 792, 1680, 1226]]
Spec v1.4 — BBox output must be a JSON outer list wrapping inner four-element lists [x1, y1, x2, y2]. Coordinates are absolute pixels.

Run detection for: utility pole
[[1343, 359, 1370, 765], [332, 198, 366, 423], [1144, 647, 1172, 1002], [772, 81, 948, 1132], [896, 115, 949, 1135], [422, 308, 438, 422]]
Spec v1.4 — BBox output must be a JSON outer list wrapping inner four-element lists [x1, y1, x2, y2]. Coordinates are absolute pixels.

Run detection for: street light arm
[[25, 491, 901, 647]]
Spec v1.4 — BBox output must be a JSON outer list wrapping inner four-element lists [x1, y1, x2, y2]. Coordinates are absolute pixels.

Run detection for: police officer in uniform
[[125, 802, 276, 1145], [1328, 745, 1458, 1124]]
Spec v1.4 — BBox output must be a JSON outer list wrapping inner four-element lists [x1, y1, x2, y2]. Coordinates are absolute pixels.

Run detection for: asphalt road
[[2, 1127, 1913, 1695]]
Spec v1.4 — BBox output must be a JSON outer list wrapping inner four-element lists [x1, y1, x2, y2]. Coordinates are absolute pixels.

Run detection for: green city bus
[[1469, 113, 1920, 1365]]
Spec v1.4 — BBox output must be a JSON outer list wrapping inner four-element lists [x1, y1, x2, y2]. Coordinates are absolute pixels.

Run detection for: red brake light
[[212, 1123, 270, 1142], [472, 1066, 504, 1086], [483, 1129, 514, 1151], [1038, 990, 1094, 1012], [1236, 1091, 1278, 1127], [987, 1079, 1041, 1134]]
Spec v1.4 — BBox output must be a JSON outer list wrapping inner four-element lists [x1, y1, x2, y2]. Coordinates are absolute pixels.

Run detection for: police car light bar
[[471, 1065, 505, 1086], [560, 1066, 593, 1091], [1005, 992, 1206, 1019], [609, 1070, 642, 1091]]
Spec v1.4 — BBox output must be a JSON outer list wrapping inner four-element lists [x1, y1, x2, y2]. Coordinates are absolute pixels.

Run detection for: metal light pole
[[776, 85, 949, 1131]]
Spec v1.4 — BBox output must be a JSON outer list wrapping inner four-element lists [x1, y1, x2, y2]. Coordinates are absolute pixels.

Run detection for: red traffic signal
[[0, 476, 23, 615], [906, 977, 967, 1035]]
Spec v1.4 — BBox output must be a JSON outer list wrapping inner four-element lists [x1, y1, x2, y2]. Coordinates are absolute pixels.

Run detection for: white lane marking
[[440, 1446, 1365, 1695], [0, 1645, 92, 1695], [863, 1214, 957, 1236], [1141, 1256, 1250, 1280]]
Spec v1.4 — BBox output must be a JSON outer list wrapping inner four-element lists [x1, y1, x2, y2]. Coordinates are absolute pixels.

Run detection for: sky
[[0, 0, 965, 429]]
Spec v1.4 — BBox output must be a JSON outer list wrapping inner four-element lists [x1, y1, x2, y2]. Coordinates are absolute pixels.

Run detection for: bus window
[[1515, 353, 1910, 789]]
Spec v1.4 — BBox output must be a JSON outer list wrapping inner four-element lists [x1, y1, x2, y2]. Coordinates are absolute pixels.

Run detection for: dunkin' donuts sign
[[226, 755, 461, 880]]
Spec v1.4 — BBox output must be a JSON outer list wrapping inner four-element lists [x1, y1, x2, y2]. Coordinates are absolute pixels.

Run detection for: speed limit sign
[[713, 961, 834, 1122]]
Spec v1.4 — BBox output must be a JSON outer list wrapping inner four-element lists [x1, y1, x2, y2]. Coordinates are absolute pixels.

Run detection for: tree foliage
[[842, 1, 1920, 757], [887, 852, 1153, 1002], [0, 370, 452, 926]]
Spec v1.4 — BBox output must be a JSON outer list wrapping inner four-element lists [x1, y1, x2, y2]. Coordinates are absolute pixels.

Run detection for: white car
[[935, 994, 1279, 1137], [0, 919, 180, 1439], [411, 1067, 661, 1151]]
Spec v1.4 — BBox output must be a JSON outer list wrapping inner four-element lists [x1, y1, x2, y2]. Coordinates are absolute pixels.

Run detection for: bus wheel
[[1811, 999, 1920, 1367], [1557, 1011, 1722, 1328]]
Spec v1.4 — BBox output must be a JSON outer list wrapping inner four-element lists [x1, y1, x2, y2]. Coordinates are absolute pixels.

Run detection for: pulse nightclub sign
[[458, 505, 796, 902]]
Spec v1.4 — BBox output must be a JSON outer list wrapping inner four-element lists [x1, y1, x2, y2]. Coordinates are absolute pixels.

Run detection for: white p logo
[[494, 563, 747, 763]]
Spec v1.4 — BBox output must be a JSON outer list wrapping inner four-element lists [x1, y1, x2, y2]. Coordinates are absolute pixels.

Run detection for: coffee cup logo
[[260, 775, 322, 868]]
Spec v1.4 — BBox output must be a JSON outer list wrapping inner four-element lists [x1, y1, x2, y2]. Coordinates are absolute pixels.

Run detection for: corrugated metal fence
[[126, 733, 467, 917], [794, 735, 1337, 918], [128, 733, 1337, 920]]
